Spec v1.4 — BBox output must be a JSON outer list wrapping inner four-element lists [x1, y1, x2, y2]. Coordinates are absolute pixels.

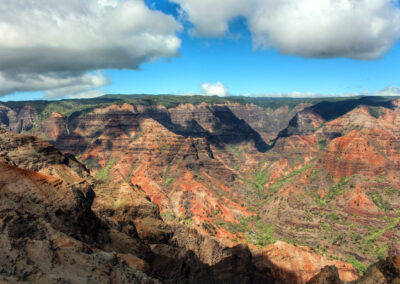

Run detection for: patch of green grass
[[318, 139, 327, 150], [320, 221, 332, 231], [114, 199, 126, 209], [368, 192, 392, 212], [347, 255, 367, 275], [253, 161, 270, 191], [94, 156, 119, 182], [328, 213, 340, 222], [325, 176, 352, 202], [268, 162, 315, 194], [367, 217, 400, 243], [374, 245, 390, 260], [310, 168, 317, 182], [385, 187, 397, 196], [162, 177, 174, 187], [223, 216, 276, 247]]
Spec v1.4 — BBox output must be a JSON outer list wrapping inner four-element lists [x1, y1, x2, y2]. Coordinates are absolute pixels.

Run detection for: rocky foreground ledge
[[0, 128, 398, 283]]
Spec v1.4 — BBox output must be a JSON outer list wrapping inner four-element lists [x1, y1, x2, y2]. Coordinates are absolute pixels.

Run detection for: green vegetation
[[181, 217, 193, 226], [162, 164, 174, 187], [24, 100, 112, 132], [226, 144, 245, 161], [374, 245, 390, 260], [310, 176, 352, 206], [367, 217, 400, 243], [4, 94, 395, 119], [318, 139, 327, 150], [310, 168, 317, 182], [368, 106, 383, 119], [82, 156, 100, 169], [252, 160, 270, 191], [347, 255, 367, 275], [161, 211, 176, 222], [328, 213, 340, 222], [268, 162, 315, 194], [385, 187, 398, 196], [325, 176, 352, 201], [368, 192, 392, 212], [99, 192, 126, 210], [320, 221, 332, 231], [94, 156, 119, 182], [202, 221, 217, 235], [114, 199, 126, 209], [163, 177, 174, 187], [222, 216, 276, 247]]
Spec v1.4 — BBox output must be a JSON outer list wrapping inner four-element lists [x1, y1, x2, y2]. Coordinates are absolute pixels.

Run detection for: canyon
[[1, 95, 400, 283]]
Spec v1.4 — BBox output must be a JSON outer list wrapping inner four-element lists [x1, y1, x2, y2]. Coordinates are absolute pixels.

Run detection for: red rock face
[[253, 241, 359, 283], [317, 106, 400, 181], [2, 97, 400, 280], [0, 128, 279, 283], [0, 105, 37, 132], [337, 187, 384, 217]]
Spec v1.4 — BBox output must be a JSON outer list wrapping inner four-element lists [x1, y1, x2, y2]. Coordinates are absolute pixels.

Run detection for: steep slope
[[308, 256, 400, 284], [249, 98, 400, 272], [1, 95, 399, 280], [0, 128, 280, 283], [1, 100, 308, 240], [0, 129, 155, 283]]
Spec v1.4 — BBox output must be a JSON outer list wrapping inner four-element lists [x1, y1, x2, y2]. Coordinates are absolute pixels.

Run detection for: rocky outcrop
[[252, 241, 359, 284], [307, 266, 342, 284], [0, 105, 37, 133], [308, 256, 400, 284], [0, 147, 152, 282]]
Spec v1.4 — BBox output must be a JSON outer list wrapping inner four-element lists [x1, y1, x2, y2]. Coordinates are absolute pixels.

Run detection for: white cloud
[[0, 0, 182, 98], [0, 72, 109, 99], [243, 87, 400, 98], [243, 91, 356, 98], [173, 0, 248, 37], [201, 82, 229, 97], [171, 0, 400, 59], [374, 86, 400, 96]]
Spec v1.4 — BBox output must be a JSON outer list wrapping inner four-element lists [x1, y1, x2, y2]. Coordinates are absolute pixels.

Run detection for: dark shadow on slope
[[140, 106, 270, 153], [309, 96, 395, 121], [274, 96, 397, 142], [149, 241, 297, 284], [210, 106, 270, 152]]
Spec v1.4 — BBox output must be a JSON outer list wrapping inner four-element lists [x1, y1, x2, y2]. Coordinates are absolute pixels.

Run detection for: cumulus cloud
[[0, 0, 182, 98], [173, 0, 248, 36], [171, 0, 400, 59], [0, 72, 109, 99], [201, 82, 229, 97]]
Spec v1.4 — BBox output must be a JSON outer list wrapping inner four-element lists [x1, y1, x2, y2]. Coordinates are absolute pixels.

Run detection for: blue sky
[[105, 31, 400, 96], [106, 0, 400, 96], [1, 0, 400, 101]]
